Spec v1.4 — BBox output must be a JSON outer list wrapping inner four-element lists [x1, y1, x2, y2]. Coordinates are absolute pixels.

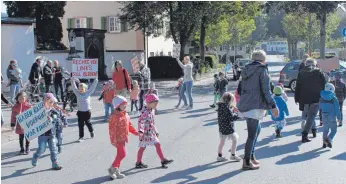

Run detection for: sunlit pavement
[[2, 57, 346, 184]]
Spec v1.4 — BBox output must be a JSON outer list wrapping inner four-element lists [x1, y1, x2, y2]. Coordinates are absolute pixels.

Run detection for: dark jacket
[[333, 79, 346, 102], [217, 102, 238, 135], [299, 62, 305, 72], [219, 78, 228, 94], [29, 62, 42, 84], [213, 79, 220, 92], [43, 64, 54, 84], [237, 61, 276, 112], [295, 65, 326, 106], [6, 66, 19, 85], [53, 66, 65, 82]]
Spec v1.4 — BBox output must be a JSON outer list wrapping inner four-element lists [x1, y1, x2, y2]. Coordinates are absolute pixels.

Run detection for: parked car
[[232, 58, 251, 80], [278, 60, 346, 92]]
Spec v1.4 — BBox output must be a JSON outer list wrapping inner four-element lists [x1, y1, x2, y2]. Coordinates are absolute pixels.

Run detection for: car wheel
[[290, 80, 297, 92]]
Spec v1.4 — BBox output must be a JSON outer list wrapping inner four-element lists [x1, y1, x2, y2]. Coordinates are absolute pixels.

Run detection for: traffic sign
[[343, 28, 346, 36]]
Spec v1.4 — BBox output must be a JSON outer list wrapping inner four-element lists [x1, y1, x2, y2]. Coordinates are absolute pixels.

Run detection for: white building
[[261, 41, 288, 54]]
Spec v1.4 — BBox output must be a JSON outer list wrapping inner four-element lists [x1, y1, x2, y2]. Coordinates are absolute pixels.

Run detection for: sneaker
[[230, 155, 242, 162], [19, 149, 25, 155], [210, 104, 216, 108], [174, 105, 180, 108], [338, 124, 343, 127], [52, 162, 62, 170], [319, 121, 323, 126], [217, 156, 228, 162], [58, 146, 62, 154], [322, 142, 327, 148], [181, 105, 188, 109], [135, 162, 148, 169], [326, 139, 332, 148], [90, 132, 94, 138], [186, 106, 193, 110], [242, 159, 260, 170], [113, 168, 125, 179], [161, 159, 174, 168], [31, 156, 37, 166], [78, 138, 84, 142], [25, 148, 30, 155]]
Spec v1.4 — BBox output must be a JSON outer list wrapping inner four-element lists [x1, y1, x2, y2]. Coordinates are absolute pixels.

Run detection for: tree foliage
[[4, 1, 67, 50]]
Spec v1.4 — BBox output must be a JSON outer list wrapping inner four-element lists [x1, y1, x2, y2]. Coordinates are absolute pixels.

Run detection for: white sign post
[[173, 44, 181, 58], [72, 58, 98, 79], [16, 102, 52, 141]]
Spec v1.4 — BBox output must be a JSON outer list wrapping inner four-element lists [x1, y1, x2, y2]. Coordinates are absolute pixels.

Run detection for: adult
[[137, 62, 151, 110], [299, 54, 310, 71], [112, 60, 132, 96], [295, 58, 326, 143], [176, 56, 194, 109], [333, 72, 346, 127], [53, 60, 69, 102], [29, 58, 42, 85], [43, 60, 54, 93], [7, 60, 21, 104], [237, 50, 279, 170]]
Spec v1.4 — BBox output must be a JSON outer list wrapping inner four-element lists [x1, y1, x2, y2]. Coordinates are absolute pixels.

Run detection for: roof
[[1, 17, 35, 25]]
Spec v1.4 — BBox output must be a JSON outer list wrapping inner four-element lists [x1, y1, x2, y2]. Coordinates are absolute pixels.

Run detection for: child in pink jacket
[[130, 80, 140, 114], [135, 94, 173, 168]]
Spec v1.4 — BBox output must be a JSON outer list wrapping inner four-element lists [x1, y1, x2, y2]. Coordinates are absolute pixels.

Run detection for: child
[[7, 63, 23, 88], [147, 82, 158, 97], [72, 76, 98, 142], [210, 74, 220, 108], [276, 83, 288, 101], [332, 72, 346, 127], [270, 87, 289, 138], [39, 78, 46, 97], [130, 80, 140, 114], [135, 94, 173, 168], [175, 78, 184, 108], [10, 92, 32, 155], [320, 83, 341, 148], [52, 102, 68, 153], [32, 93, 62, 170], [108, 95, 139, 179], [218, 72, 228, 97], [103, 80, 117, 121], [216, 92, 241, 162]]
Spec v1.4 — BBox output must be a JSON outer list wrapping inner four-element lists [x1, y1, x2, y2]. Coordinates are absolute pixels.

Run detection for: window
[[75, 17, 87, 28], [288, 64, 299, 71], [160, 52, 163, 56], [168, 52, 172, 56], [150, 52, 154, 57], [109, 17, 121, 33]]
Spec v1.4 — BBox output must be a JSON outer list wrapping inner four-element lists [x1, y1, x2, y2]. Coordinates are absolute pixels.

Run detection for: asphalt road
[[2, 58, 346, 184]]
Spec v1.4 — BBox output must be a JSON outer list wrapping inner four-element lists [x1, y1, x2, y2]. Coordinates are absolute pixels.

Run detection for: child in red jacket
[[102, 80, 117, 121], [108, 95, 138, 179], [11, 92, 32, 155]]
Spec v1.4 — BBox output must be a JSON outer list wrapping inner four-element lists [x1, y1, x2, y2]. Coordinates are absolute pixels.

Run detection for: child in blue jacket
[[270, 86, 289, 138], [320, 83, 341, 148]]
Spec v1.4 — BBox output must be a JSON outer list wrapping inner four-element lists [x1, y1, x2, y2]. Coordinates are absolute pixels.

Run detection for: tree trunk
[[287, 37, 292, 60], [200, 16, 207, 65], [180, 40, 186, 61], [307, 13, 312, 56], [292, 41, 298, 60], [320, 12, 327, 59], [169, 2, 178, 43]]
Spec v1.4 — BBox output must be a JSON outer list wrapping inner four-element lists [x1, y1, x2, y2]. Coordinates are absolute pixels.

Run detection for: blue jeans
[[244, 118, 261, 159], [303, 103, 319, 134], [323, 118, 337, 142], [56, 130, 63, 148], [181, 81, 193, 107], [104, 102, 114, 119], [33, 136, 58, 165], [10, 83, 20, 104]]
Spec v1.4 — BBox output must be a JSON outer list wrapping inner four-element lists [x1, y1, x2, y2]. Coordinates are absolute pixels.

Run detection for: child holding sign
[[11, 92, 32, 155], [32, 93, 62, 170], [72, 76, 98, 142]]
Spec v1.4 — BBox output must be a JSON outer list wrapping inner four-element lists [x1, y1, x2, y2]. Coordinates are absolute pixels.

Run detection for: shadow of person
[[203, 121, 217, 126], [121, 166, 162, 176], [1, 153, 49, 166], [330, 152, 346, 161], [71, 175, 111, 184], [1, 167, 51, 181], [255, 141, 301, 160], [151, 161, 232, 184], [188, 169, 243, 184], [276, 147, 329, 165], [181, 112, 214, 119]]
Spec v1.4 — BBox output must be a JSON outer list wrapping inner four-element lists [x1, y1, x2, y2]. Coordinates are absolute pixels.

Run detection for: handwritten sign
[[317, 57, 340, 72], [72, 58, 98, 79], [173, 44, 181, 58], [131, 56, 140, 73], [16, 102, 52, 141]]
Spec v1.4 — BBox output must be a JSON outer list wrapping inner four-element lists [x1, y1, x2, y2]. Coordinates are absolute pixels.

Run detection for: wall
[[105, 51, 144, 78], [1, 24, 35, 92], [147, 35, 174, 57]]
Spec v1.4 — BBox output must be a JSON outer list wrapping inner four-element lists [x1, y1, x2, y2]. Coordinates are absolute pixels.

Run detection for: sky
[[1, 2, 6, 13]]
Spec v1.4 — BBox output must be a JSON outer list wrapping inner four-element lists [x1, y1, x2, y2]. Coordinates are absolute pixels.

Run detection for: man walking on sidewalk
[[295, 58, 326, 143]]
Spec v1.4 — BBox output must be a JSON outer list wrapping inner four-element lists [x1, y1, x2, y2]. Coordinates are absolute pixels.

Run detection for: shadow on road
[[71, 176, 110, 184], [188, 169, 243, 184], [330, 152, 346, 161], [181, 112, 214, 119], [1, 167, 51, 181], [121, 166, 162, 176], [276, 147, 329, 165]]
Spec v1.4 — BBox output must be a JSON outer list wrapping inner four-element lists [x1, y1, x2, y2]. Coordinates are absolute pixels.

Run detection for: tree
[[4, 1, 67, 50]]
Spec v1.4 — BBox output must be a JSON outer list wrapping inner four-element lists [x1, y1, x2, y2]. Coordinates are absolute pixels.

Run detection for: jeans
[[54, 81, 64, 101], [56, 130, 63, 148], [10, 83, 20, 104], [19, 134, 30, 150], [244, 118, 261, 160], [181, 81, 193, 107], [303, 103, 319, 134], [33, 136, 58, 164], [131, 100, 138, 112], [45, 83, 53, 93], [77, 111, 93, 138], [104, 103, 114, 119], [322, 118, 337, 142], [339, 100, 344, 124]]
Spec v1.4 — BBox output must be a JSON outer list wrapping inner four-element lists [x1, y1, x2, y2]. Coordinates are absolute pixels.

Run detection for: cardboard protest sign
[[72, 58, 98, 79], [317, 57, 340, 72], [173, 44, 181, 58], [131, 56, 140, 73], [16, 102, 52, 141]]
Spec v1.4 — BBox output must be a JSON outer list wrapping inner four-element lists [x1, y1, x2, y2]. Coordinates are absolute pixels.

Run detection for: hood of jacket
[[320, 90, 335, 101], [240, 61, 266, 80]]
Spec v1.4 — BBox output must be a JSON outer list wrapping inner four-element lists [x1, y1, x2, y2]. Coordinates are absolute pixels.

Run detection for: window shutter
[[101, 16, 108, 31], [71, 18, 75, 28], [87, 17, 93, 28], [68, 18, 72, 28]]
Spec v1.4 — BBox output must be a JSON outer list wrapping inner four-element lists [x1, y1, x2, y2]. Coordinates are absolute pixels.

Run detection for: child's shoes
[[230, 155, 242, 162], [135, 162, 148, 169], [217, 156, 227, 162], [109, 167, 125, 179], [161, 158, 173, 168], [52, 162, 62, 170]]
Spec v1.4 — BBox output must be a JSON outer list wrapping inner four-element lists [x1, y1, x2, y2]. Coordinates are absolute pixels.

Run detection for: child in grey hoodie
[[72, 77, 98, 142]]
